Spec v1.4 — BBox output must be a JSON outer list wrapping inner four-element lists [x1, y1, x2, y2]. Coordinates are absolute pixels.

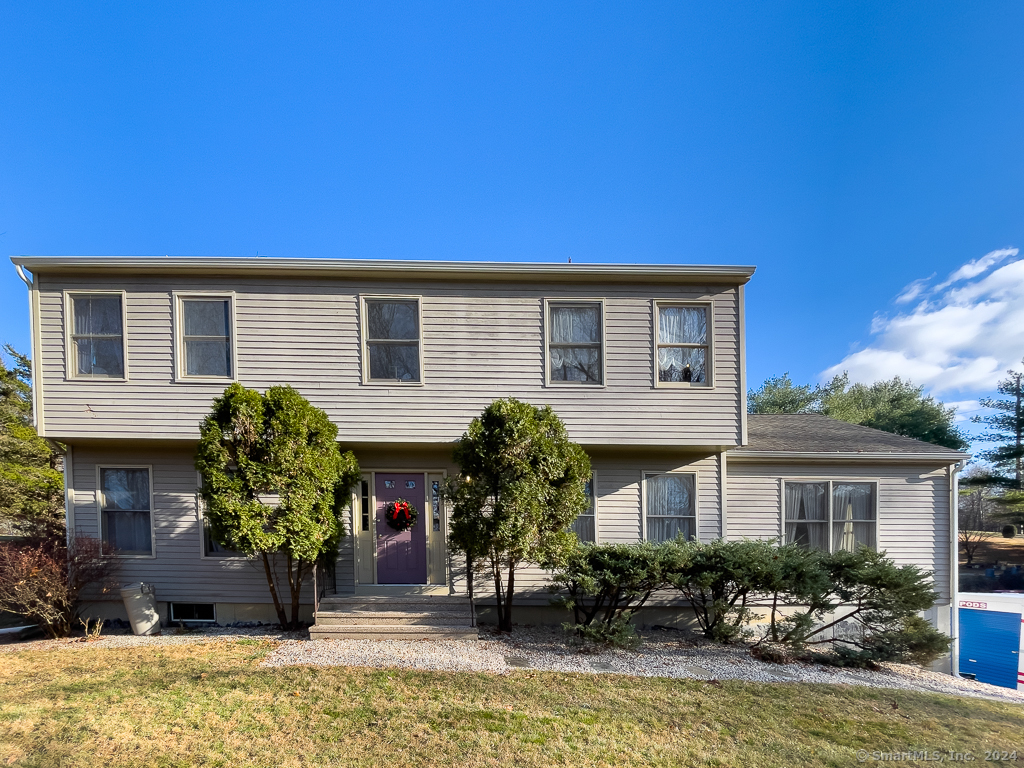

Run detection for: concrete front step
[[312, 595, 477, 640], [309, 625, 479, 641], [319, 606, 471, 618], [315, 612, 472, 627], [319, 595, 469, 607]]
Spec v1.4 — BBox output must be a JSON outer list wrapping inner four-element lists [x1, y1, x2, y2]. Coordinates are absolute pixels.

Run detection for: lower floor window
[[204, 522, 243, 557], [100, 467, 152, 555], [784, 480, 876, 552], [645, 472, 696, 542], [570, 477, 597, 542]]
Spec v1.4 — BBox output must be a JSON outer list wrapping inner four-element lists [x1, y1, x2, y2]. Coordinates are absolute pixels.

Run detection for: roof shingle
[[738, 414, 967, 458]]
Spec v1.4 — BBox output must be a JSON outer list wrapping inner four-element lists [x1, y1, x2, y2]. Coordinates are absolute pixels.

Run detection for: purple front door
[[375, 473, 428, 584]]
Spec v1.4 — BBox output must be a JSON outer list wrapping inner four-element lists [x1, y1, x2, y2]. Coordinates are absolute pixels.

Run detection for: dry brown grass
[[0, 639, 1021, 767]]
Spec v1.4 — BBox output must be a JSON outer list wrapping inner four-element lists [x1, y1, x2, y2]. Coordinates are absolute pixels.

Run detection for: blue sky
[[2, 3, 1022, 444]]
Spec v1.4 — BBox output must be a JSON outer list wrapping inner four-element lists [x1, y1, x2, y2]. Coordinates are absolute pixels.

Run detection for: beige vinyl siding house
[[12, 256, 966, 641]]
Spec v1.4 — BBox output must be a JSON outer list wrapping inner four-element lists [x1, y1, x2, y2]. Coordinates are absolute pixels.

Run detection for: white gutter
[[13, 264, 40, 431], [9, 256, 757, 285]]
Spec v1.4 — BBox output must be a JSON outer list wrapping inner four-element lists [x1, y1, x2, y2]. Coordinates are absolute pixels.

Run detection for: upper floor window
[[655, 302, 710, 385], [69, 293, 125, 379], [176, 295, 234, 379], [364, 298, 421, 383], [645, 472, 697, 542], [570, 477, 597, 543], [100, 467, 152, 556], [547, 300, 604, 385], [784, 481, 877, 553]]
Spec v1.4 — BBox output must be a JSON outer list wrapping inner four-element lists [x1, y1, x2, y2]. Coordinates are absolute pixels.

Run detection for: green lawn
[[0, 639, 1021, 767]]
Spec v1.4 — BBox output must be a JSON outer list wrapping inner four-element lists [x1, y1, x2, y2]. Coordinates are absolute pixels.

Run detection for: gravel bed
[[4, 624, 1021, 705], [262, 626, 1024, 705], [0, 625, 299, 652]]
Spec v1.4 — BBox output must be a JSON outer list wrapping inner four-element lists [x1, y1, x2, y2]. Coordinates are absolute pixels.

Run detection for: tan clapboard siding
[[37, 274, 742, 445], [496, 452, 724, 596], [71, 446, 294, 605], [66, 443, 728, 606], [725, 462, 952, 601]]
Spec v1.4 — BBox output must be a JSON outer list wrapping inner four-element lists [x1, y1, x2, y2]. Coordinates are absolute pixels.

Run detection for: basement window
[[170, 603, 216, 623]]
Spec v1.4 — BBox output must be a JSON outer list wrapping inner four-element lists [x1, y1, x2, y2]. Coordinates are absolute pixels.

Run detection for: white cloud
[[822, 248, 1024, 396], [894, 275, 933, 304], [943, 400, 982, 423], [934, 247, 1015, 290]]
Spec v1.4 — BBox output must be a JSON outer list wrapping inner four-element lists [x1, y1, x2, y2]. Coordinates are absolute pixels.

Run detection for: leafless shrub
[[0, 536, 119, 638]]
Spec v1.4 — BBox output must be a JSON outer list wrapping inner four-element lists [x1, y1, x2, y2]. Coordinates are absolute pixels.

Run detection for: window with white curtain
[[364, 298, 421, 382], [644, 472, 697, 542], [570, 477, 597, 542], [547, 301, 603, 384], [70, 294, 125, 378], [100, 467, 152, 555], [784, 481, 876, 552], [179, 297, 233, 378], [655, 303, 709, 385]]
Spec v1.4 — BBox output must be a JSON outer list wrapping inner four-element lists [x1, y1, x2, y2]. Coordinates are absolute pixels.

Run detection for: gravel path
[[263, 626, 1024, 705], [4, 625, 1022, 705]]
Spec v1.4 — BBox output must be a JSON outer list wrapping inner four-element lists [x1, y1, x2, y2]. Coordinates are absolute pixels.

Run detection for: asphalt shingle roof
[[739, 414, 967, 458]]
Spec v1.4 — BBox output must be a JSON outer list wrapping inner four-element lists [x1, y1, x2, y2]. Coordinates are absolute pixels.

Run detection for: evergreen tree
[[746, 374, 818, 414], [446, 398, 591, 632], [972, 361, 1024, 490], [0, 345, 64, 541], [195, 383, 360, 628], [748, 372, 968, 451]]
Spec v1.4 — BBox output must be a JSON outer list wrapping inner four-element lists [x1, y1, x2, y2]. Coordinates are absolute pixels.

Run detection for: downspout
[[950, 459, 965, 677], [13, 264, 40, 431]]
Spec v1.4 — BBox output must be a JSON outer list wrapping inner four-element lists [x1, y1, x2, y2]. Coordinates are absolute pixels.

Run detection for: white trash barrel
[[120, 583, 160, 636]]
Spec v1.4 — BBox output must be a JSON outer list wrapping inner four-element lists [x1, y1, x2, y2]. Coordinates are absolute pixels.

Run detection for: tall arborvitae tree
[[446, 398, 591, 632], [195, 384, 361, 628], [0, 345, 64, 542]]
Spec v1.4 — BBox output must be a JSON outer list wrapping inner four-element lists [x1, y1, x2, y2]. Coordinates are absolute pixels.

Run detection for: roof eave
[[10, 256, 757, 285], [729, 450, 970, 464]]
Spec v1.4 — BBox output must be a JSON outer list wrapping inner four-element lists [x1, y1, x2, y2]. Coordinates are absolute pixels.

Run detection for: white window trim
[[652, 299, 715, 389], [96, 464, 155, 558], [173, 291, 238, 384], [543, 297, 607, 388], [780, 478, 880, 553], [359, 294, 425, 387], [64, 290, 129, 382], [641, 469, 699, 543], [195, 471, 247, 560]]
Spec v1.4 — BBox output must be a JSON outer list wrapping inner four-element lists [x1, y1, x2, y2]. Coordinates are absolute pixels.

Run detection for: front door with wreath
[[374, 473, 428, 584]]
